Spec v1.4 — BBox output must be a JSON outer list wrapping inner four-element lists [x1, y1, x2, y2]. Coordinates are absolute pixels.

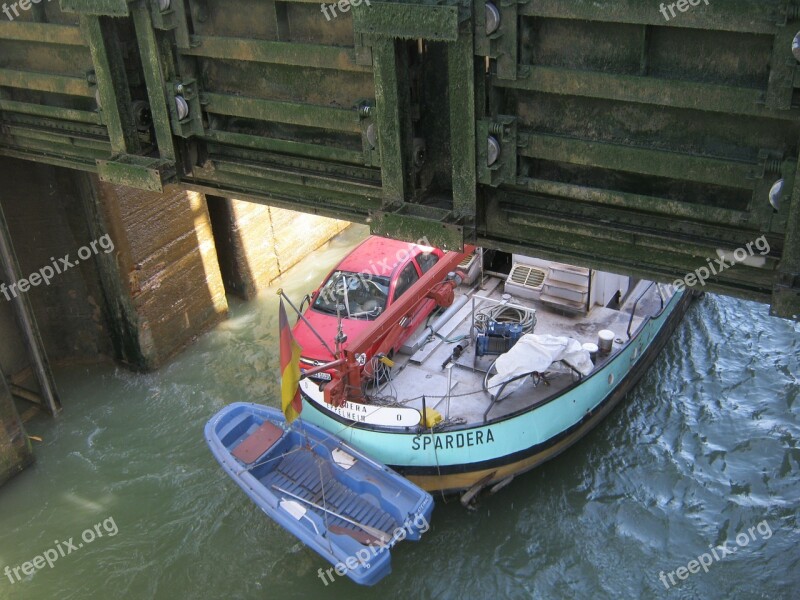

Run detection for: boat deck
[[368, 277, 670, 426]]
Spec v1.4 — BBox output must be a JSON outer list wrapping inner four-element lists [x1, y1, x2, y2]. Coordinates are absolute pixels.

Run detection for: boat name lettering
[[411, 429, 495, 451], [327, 401, 370, 422]]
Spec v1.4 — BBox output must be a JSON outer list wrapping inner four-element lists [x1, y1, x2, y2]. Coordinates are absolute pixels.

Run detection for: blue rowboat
[[204, 402, 434, 586]]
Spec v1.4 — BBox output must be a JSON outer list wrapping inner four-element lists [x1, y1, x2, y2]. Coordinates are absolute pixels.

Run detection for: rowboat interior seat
[[232, 419, 285, 464]]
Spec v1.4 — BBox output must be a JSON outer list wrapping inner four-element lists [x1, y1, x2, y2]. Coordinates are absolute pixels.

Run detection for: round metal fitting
[[487, 135, 501, 166], [94, 89, 102, 109], [793, 32, 800, 62], [175, 96, 190, 120], [366, 123, 378, 149], [159, 0, 171, 11], [769, 178, 783, 211], [486, 3, 501, 35], [132, 101, 152, 129]]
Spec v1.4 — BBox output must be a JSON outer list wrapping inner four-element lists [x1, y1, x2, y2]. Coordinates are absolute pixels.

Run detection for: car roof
[[336, 236, 422, 278]]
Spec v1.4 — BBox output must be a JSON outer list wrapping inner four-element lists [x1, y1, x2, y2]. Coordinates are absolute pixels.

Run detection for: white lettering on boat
[[411, 429, 495, 451]]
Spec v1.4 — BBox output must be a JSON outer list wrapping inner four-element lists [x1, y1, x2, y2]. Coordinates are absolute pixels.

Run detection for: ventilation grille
[[458, 253, 476, 269], [508, 265, 546, 289]]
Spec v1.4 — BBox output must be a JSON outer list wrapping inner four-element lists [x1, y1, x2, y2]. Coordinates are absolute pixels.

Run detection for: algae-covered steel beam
[[0, 0, 798, 319], [0, 1, 160, 185], [474, 0, 800, 319]]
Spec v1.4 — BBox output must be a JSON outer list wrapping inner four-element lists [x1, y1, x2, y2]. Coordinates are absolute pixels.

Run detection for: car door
[[380, 260, 418, 352], [389, 256, 446, 351], [408, 253, 440, 333]]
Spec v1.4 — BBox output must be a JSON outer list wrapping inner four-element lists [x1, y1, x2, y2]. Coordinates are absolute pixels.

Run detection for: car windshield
[[312, 271, 390, 320]]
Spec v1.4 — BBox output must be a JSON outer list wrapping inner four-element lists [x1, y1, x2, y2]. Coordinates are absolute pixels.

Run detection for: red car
[[293, 236, 444, 381]]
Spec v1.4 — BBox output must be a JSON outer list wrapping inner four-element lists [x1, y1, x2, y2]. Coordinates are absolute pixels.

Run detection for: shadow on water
[[0, 231, 798, 599]]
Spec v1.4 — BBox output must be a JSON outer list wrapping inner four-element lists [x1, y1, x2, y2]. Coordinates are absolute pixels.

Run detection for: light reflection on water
[[0, 225, 798, 599]]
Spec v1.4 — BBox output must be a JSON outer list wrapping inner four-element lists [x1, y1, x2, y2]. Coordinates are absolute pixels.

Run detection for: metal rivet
[[769, 178, 783, 210], [486, 3, 500, 35], [487, 136, 500, 166], [175, 96, 190, 120], [793, 32, 800, 62], [159, 0, 171, 11], [366, 124, 377, 149]]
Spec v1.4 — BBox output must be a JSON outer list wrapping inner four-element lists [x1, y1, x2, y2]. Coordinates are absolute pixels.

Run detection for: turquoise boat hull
[[301, 290, 692, 493]]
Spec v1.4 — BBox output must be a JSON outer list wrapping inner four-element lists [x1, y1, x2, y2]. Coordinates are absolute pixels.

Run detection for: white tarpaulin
[[486, 333, 594, 397]]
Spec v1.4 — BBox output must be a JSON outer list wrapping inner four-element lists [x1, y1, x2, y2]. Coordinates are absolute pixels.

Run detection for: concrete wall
[[94, 181, 229, 370], [207, 196, 350, 300], [0, 157, 230, 377]]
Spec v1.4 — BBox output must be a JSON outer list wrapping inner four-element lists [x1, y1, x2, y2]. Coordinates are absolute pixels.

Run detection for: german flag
[[279, 297, 303, 423]]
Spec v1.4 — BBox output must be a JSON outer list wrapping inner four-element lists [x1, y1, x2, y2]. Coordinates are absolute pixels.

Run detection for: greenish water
[[1, 226, 798, 599]]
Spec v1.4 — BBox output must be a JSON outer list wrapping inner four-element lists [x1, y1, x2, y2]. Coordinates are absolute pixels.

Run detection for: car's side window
[[393, 262, 420, 301], [416, 252, 439, 274]]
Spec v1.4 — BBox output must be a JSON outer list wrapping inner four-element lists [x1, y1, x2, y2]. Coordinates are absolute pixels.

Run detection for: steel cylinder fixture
[[769, 178, 784, 211], [159, 0, 171, 11], [487, 136, 500, 166], [598, 330, 615, 355], [366, 124, 377, 149], [175, 96, 190, 121], [486, 3, 500, 35]]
